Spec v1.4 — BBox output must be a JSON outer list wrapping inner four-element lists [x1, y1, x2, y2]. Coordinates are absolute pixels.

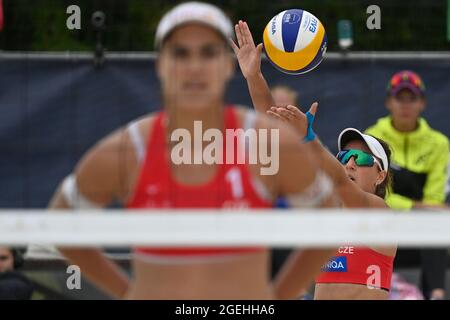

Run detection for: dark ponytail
[[373, 137, 392, 199]]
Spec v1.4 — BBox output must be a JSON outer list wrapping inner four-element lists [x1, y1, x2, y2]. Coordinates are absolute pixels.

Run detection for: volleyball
[[263, 9, 327, 75]]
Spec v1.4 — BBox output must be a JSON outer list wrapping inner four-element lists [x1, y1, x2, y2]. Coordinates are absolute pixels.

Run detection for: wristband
[[303, 111, 316, 142]]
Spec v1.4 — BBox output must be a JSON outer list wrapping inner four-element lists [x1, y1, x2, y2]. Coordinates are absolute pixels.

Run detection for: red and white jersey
[[126, 107, 272, 258], [315, 246, 394, 290]]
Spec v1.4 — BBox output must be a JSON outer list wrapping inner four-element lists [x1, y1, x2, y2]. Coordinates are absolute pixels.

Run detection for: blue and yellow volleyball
[[263, 9, 327, 75]]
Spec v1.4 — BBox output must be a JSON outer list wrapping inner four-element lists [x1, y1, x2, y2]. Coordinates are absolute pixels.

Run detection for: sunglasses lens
[[337, 150, 375, 167], [337, 151, 350, 164], [354, 151, 374, 166]]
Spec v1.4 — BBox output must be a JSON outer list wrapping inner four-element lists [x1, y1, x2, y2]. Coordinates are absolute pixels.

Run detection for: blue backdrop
[[1, 56, 450, 207]]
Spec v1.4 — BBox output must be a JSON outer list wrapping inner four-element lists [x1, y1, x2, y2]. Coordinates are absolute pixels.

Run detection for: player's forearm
[[59, 248, 130, 299], [310, 139, 376, 207], [310, 139, 346, 186], [273, 249, 336, 300], [246, 72, 275, 113], [49, 190, 129, 298]]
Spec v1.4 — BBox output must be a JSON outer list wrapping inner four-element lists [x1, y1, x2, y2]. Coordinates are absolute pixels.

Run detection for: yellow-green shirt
[[365, 116, 449, 210]]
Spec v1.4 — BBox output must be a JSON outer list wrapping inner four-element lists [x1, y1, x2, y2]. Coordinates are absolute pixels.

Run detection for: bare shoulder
[[128, 113, 159, 144], [366, 193, 388, 208], [232, 104, 251, 114], [74, 113, 158, 205], [77, 113, 157, 168], [233, 105, 318, 198], [340, 183, 388, 209], [233, 105, 296, 138], [233, 105, 273, 126], [232, 105, 251, 124]]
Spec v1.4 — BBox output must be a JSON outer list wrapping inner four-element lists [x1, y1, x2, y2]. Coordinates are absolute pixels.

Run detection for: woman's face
[[342, 140, 386, 194], [386, 89, 425, 127], [157, 24, 234, 111], [271, 87, 297, 107], [0, 247, 14, 272]]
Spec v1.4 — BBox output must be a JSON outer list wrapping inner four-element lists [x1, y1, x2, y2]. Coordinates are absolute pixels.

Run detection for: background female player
[[231, 20, 396, 299], [271, 106, 396, 299], [48, 3, 337, 299]]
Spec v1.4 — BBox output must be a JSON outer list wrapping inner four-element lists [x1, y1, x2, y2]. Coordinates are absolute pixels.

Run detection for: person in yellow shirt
[[365, 70, 449, 300]]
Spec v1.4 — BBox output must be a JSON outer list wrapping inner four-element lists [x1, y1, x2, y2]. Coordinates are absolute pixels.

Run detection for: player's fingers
[[239, 21, 247, 45], [277, 107, 296, 119], [229, 38, 239, 55], [267, 110, 287, 122], [286, 105, 303, 118], [309, 102, 319, 115], [235, 23, 243, 48], [256, 43, 263, 57], [243, 21, 255, 47]]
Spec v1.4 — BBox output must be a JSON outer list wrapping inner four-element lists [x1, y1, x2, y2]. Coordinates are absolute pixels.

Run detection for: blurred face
[[272, 87, 297, 107], [341, 140, 386, 194], [0, 247, 14, 272], [157, 24, 234, 110], [386, 89, 425, 127]]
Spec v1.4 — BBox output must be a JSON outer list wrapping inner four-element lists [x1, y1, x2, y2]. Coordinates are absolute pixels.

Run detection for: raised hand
[[229, 20, 263, 80], [267, 102, 318, 138]]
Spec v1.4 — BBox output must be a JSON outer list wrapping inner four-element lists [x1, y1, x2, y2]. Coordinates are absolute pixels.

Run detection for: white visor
[[154, 2, 233, 49], [337, 128, 389, 172]]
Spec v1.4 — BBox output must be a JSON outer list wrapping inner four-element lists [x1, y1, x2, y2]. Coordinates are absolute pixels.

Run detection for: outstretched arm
[[268, 103, 387, 208], [230, 20, 274, 113]]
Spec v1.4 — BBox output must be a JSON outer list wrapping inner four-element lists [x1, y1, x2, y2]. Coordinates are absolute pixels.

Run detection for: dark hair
[[372, 137, 392, 199]]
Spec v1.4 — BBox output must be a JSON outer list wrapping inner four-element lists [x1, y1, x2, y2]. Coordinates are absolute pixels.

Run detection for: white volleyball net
[[1, 209, 450, 248]]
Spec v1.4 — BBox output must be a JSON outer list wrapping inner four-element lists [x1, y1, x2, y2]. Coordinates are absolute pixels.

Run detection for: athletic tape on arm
[[304, 111, 316, 143], [61, 174, 101, 209]]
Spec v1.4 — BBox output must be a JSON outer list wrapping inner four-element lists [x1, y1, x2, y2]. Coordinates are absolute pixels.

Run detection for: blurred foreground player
[[48, 2, 337, 299]]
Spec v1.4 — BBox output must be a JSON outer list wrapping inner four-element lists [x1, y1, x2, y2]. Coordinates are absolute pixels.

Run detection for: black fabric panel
[[391, 165, 428, 200]]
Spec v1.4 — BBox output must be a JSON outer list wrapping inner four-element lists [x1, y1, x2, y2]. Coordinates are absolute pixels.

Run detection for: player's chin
[[178, 94, 218, 109]]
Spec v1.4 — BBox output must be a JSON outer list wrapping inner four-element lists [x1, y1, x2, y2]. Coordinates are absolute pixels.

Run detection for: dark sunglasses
[[336, 149, 382, 171]]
